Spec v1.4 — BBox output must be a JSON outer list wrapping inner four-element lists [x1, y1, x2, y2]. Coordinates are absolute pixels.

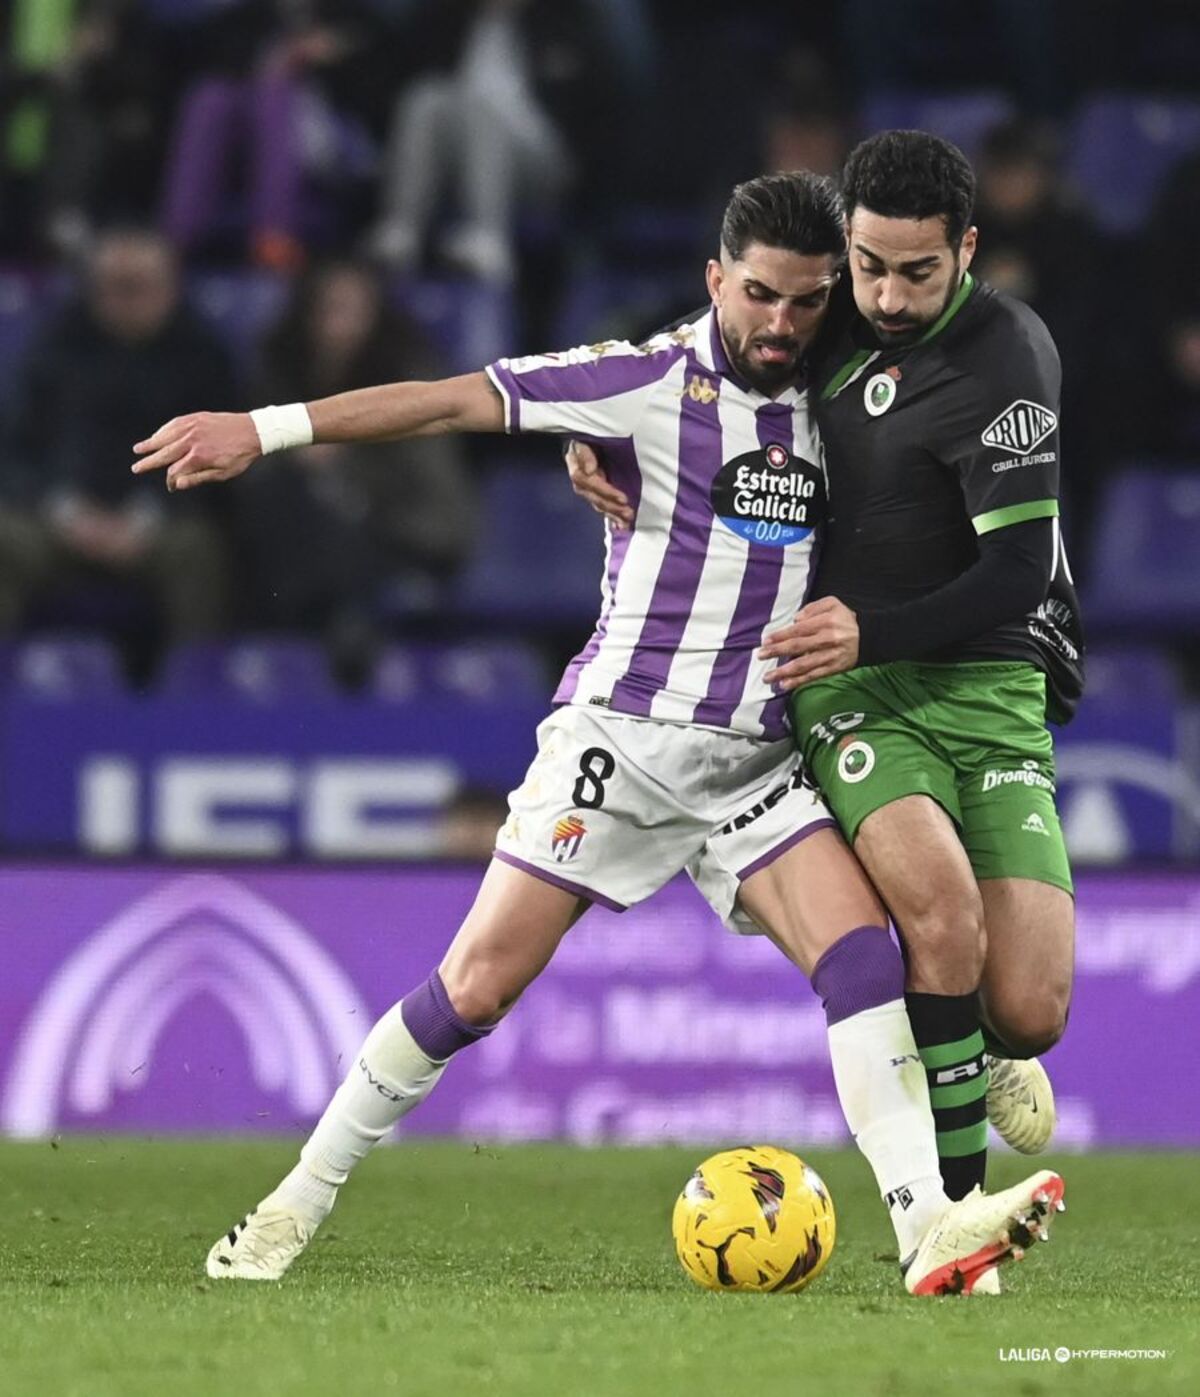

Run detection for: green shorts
[[789, 660, 1073, 894]]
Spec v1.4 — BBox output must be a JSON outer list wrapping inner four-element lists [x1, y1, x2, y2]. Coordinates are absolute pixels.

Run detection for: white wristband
[[249, 403, 314, 455]]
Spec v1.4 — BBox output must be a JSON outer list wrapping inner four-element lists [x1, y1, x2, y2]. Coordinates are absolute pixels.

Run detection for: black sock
[[905, 991, 989, 1200]]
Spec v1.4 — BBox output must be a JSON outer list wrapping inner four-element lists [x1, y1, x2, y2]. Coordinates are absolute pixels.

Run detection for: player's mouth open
[[755, 342, 796, 363]]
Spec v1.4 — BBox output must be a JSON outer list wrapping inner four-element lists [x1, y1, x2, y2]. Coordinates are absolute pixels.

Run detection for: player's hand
[[758, 596, 860, 689], [565, 439, 633, 529], [131, 412, 260, 492]]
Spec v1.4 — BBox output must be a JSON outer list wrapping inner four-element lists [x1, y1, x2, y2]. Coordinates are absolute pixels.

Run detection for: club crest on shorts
[[551, 814, 588, 862], [837, 738, 875, 783]]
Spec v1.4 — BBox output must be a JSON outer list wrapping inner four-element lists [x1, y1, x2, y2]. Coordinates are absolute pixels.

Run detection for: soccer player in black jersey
[[761, 132, 1081, 1201], [571, 133, 1082, 1207]]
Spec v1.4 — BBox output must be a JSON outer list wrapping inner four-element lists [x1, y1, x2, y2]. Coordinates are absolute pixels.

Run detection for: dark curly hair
[[841, 131, 976, 247], [720, 171, 846, 262]]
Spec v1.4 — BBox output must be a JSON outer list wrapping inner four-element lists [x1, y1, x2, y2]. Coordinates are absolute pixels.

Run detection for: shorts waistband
[[912, 660, 1038, 677]]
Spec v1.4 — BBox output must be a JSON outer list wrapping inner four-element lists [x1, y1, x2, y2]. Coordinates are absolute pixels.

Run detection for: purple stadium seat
[[451, 465, 605, 629], [858, 90, 1015, 158], [1083, 645, 1180, 706], [0, 268, 511, 389], [553, 267, 695, 351], [10, 635, 123, 699], [189, 271, 289, 369], [0, 273, 41, 402], [0, 270, 71, 405], [1084, 468, 1200, 631], [1067, 95, 1200, 234], [158, 637, 335, 702], [189, 272, 515, 377], [422, 641, 548, 702], [370, 645, 423, 703], [391, 276, 516, 377], [608, 206, 708, 260], [371, 640, 548, 704]]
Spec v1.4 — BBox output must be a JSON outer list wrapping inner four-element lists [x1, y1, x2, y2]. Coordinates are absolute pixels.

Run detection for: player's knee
[[901, 897, 987, 988], [985, 991, 1069, 1059]]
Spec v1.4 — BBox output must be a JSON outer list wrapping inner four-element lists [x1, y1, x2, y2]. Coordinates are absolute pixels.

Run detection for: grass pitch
[[0, 1139, 1195, 1397]]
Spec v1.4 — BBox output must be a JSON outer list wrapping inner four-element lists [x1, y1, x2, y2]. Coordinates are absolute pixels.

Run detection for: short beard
[[870, 259, 963, 347], [722, 324, 802, 393]]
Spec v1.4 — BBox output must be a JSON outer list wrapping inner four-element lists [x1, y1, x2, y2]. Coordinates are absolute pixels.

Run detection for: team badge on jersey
[[864, 372, 897, 417], [709, 444, 825, 547], [551, 814, 588, 861]]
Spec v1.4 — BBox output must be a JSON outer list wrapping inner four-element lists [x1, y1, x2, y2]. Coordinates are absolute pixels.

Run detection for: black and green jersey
[[812, 275, 1084, 721]]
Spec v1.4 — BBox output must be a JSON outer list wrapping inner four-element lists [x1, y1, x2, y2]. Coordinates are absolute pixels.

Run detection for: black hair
[[720, 171, 846, 262], [841, 131, 976, 247]]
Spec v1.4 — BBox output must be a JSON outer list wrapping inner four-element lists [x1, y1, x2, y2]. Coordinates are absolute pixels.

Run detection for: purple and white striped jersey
[[486, 309, 826, 740]]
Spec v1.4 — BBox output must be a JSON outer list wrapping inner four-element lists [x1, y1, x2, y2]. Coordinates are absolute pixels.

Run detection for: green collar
[[819, 271, 976, 401], [916, 269, 975, 345]]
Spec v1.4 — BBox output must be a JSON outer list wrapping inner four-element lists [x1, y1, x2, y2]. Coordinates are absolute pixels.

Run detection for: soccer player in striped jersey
[[133, 172, 1064, 1294]]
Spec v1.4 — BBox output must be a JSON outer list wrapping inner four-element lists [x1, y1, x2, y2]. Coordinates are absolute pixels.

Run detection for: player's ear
[[706, 258, 724, 306], [959, 226, 979, 272]]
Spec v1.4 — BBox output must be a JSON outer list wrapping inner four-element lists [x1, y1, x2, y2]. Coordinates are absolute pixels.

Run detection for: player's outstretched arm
[[132, 371, 503, 493]]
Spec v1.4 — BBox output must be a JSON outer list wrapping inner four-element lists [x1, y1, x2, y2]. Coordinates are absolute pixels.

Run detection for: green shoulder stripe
[[972, 499, 1059, 535], [820, 349, 876, 401], [818, 272, 975, 400]]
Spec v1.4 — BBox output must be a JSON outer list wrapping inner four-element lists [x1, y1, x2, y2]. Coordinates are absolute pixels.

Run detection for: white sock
[[826, 1000, 949, 1258], [272, 1001, 447, 1227], [271, 1159, 339, 1225]]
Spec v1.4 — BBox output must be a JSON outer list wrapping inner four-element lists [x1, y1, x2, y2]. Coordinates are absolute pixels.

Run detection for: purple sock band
[[810, 925, 905, 1027], [400, 970, 493, 1061]]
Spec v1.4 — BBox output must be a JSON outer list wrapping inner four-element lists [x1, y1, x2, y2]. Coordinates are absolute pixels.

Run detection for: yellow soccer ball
[[672, 1145, 836, 1293]]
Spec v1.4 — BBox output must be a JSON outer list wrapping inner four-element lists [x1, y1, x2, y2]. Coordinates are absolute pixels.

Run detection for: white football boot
[[904, 1169, 1065, 1296], [986, 1056, 1056, 1153], [205, 1202, 313, 1281]]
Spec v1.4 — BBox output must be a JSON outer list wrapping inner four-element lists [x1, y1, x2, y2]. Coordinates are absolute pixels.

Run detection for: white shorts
[[494, 705, 837, 933]]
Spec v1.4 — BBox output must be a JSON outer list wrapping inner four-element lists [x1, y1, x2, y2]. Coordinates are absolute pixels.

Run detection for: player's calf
[[203, 863, 585, 1278], [204, 969, 492, 1279]]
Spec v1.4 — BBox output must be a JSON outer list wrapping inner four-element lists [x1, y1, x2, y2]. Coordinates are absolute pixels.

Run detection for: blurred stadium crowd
[[0, 0, 1197, 702]]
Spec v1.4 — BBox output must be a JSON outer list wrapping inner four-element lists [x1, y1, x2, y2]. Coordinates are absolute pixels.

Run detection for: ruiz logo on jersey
[[709, 443, 825, 548], [982, 400, 1057, 454]]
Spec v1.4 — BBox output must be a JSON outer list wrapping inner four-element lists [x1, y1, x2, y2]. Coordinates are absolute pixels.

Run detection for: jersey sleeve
[[485, 337, 686, 439], [942, 309, 1063, 536]]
